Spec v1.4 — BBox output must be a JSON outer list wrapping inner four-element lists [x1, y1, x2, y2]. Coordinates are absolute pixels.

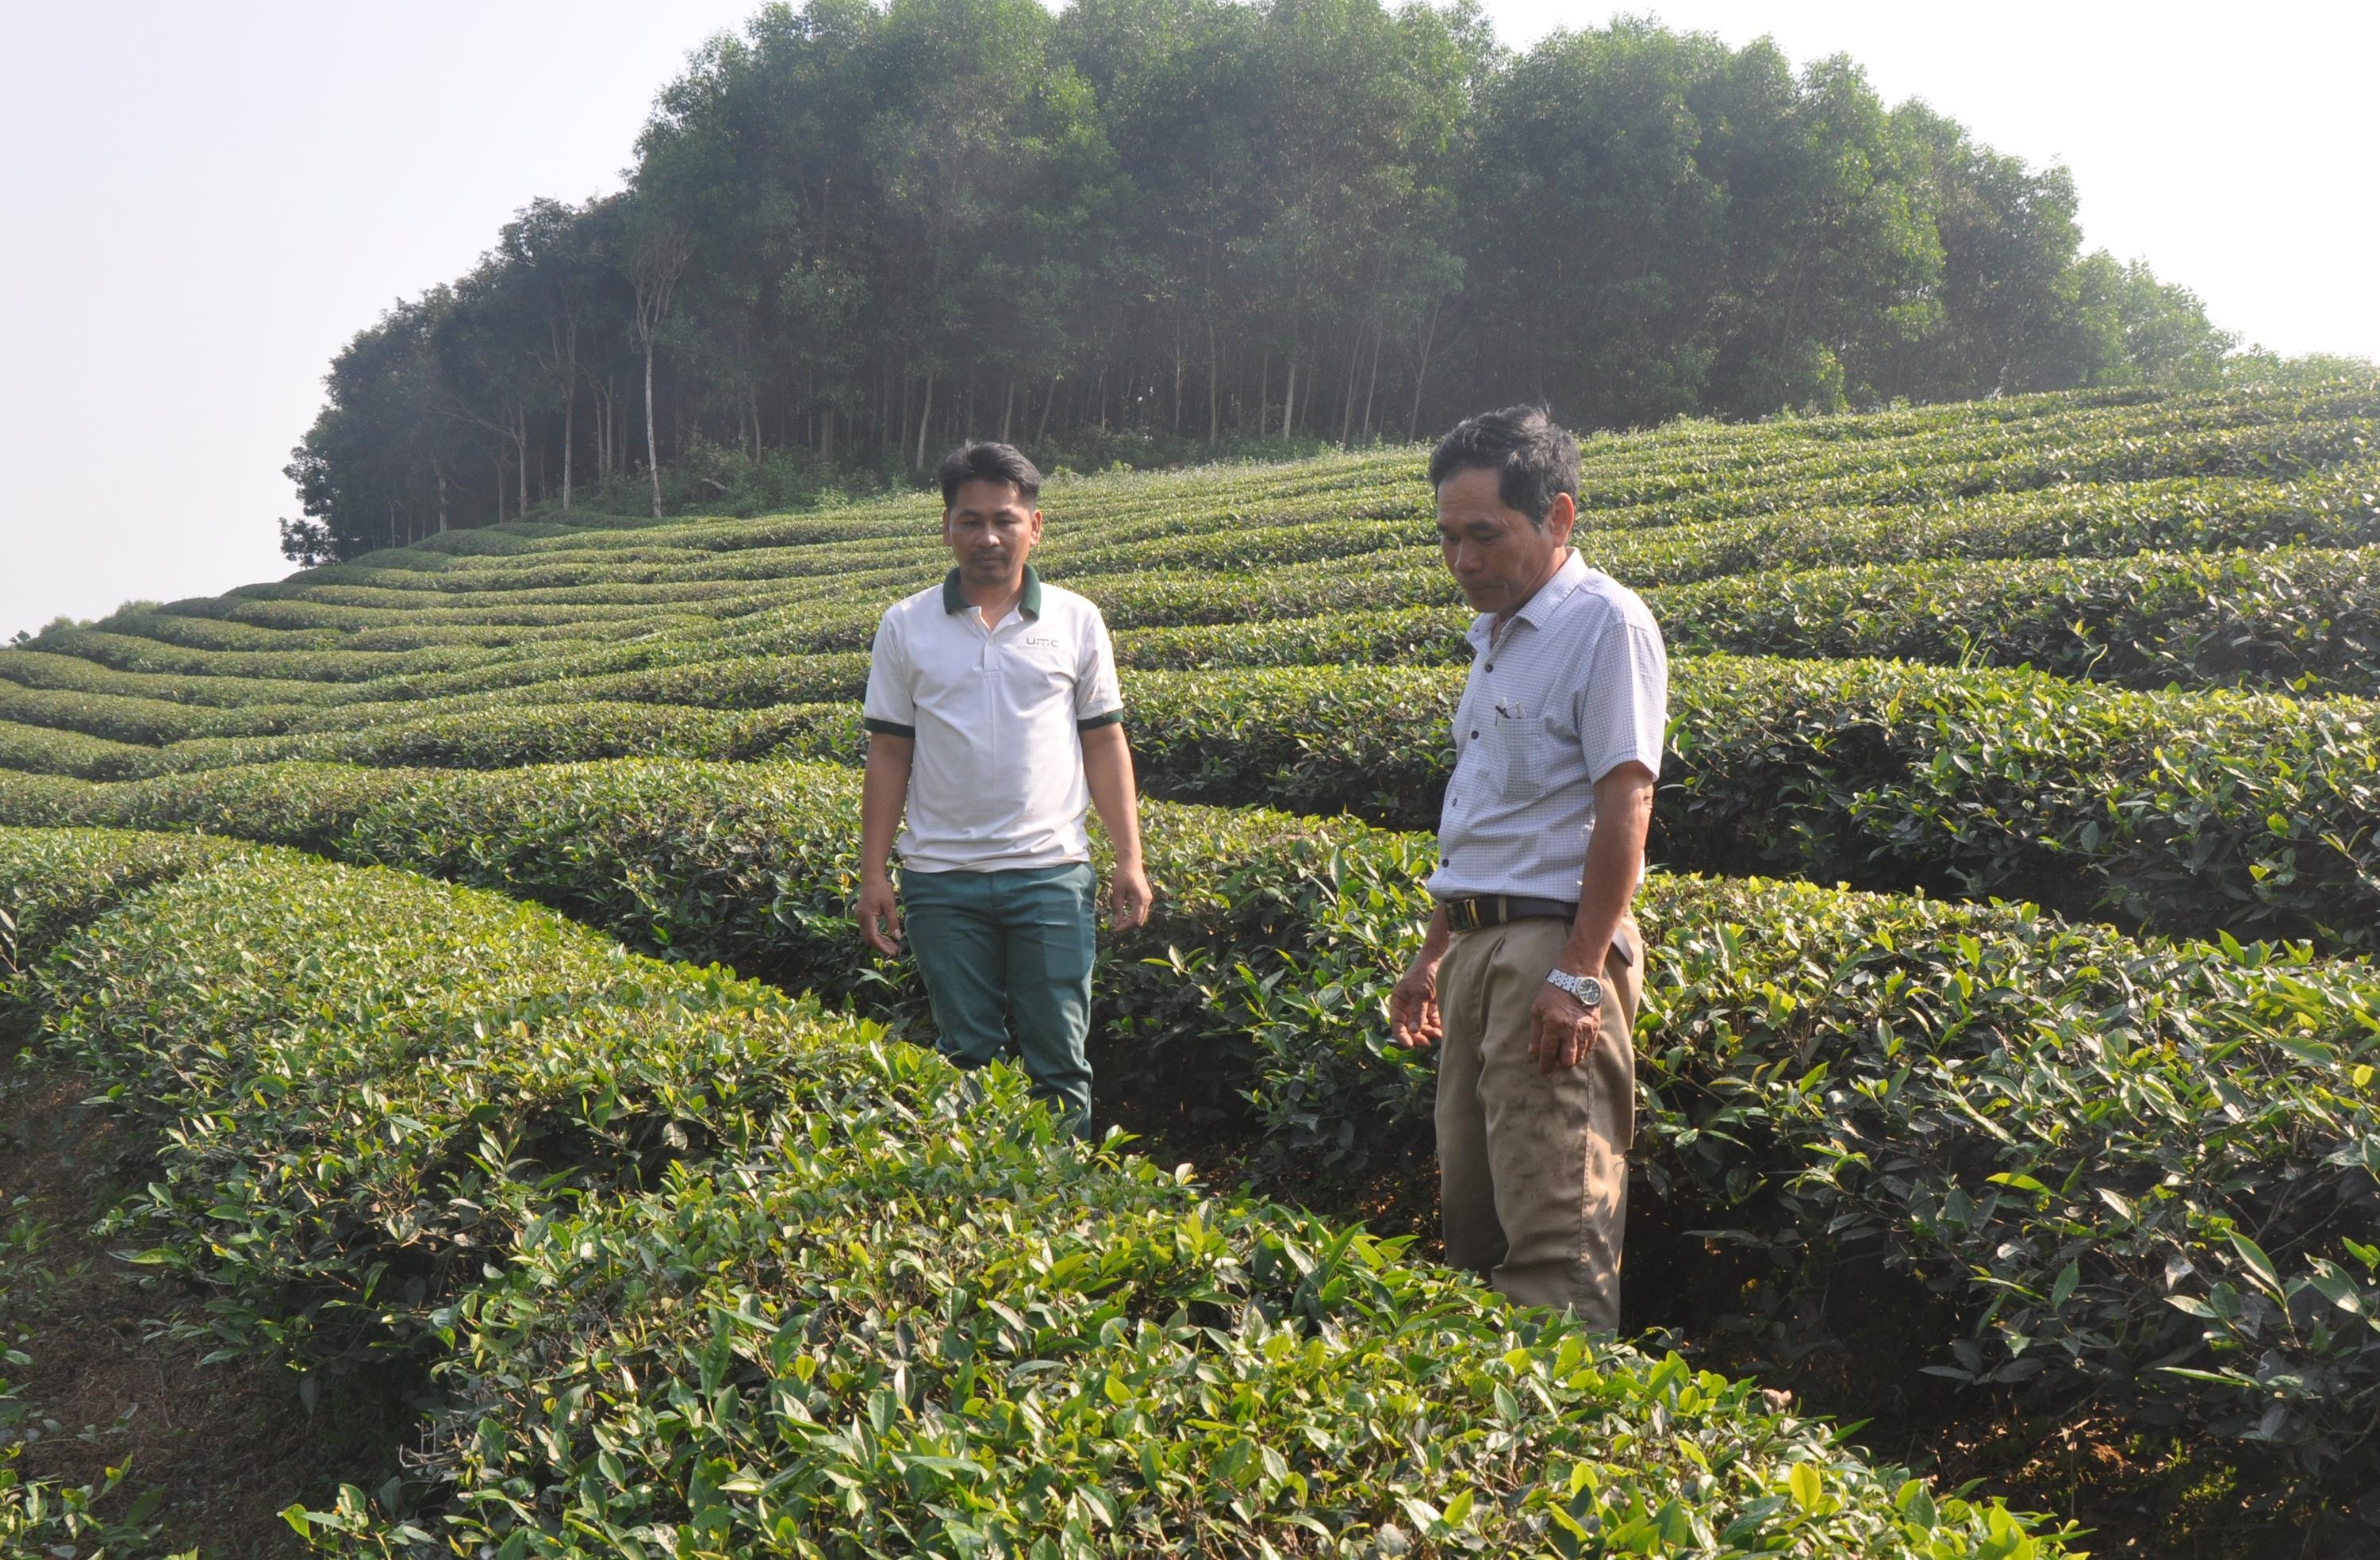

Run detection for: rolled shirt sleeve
[[1074, 608, 1123, 731], [1574, 605, 1668, 783], [862, 612, 917, 738]]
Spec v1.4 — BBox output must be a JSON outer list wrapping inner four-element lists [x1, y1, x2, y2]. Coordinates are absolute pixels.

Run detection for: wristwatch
[[1545, 968, 1603, 1009]]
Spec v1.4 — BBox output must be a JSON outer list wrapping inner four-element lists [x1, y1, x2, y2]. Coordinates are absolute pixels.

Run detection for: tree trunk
[[643, 340, 663, 518], [494, 455, 505, 524], [820, 405, 835, 463], [435, 459, 449, 532], [914, 368, 936, 470], [1338, 331, 1361, 445], [1036, 375, 1058, 444], [1281, 353, 1296, 440], [516, 406, 530, 517], [601, 385, 611, 478], [1257, 352, 1269, 439], [1408, 297, 1441, 440], [1207, 321, 1221, 443], [896, 365, 911, 463], [1000, 375, 1016, 443], [560, 354, 576, 513], [1361, 321, 1383, 442]]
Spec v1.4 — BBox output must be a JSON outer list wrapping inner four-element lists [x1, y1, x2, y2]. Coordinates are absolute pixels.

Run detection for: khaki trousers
[[1435, 915, 1640, 1329]]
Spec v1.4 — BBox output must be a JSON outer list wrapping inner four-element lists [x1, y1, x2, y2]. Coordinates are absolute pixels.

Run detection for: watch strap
[[1545, 968, 1603, 1007]]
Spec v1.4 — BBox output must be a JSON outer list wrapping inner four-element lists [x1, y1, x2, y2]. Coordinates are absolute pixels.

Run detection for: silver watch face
[[1548, 969, 1602, 1006]]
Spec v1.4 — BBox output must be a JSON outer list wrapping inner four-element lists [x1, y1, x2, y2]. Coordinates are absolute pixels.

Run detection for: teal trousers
[[900, 862, 1098, 1133]]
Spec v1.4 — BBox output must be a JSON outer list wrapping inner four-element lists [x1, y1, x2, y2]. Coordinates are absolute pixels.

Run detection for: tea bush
[[2, 399, 2370, 767], [1113, 659, 2380, 952], [1656, 544, 2380, 695], [331, 763, 2380, 1482], [0, 826, 245, 982], [7, 382, 2380, 1539], [21, 841, 814, 1368], [0, 828, 2069, 1556], [8, 760, 2376, 1478], [8, 650, 2378, 952], [351, 1089, 2066, 1559]]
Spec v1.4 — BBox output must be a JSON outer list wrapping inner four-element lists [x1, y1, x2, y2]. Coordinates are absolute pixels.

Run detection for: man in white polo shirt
[[857, 441, 1153, 1134], [1387, 406, 1668, 1331]]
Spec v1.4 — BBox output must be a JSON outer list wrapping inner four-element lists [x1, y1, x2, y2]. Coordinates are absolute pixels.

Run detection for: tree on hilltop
[[284, 0, 2251, 558]]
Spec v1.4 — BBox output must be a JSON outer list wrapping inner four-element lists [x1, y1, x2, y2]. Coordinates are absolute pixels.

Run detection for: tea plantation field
[[3, 381, 2378, 1555]]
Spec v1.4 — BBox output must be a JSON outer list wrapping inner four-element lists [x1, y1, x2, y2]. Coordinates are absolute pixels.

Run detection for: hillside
[[4, 380, 2378, 1555], [290, 2, 2248, 559]]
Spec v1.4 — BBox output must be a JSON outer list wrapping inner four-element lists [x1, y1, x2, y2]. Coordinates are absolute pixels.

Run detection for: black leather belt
[[1441, 894, 1576, 932]]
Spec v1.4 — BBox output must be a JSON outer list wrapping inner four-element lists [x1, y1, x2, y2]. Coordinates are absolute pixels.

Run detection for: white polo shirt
[[1426, 549, 1668, 903], [863, 566, 1124, 873]]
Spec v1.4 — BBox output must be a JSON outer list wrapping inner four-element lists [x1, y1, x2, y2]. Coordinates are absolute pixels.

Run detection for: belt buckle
[[1450, 898, 1479, 932]]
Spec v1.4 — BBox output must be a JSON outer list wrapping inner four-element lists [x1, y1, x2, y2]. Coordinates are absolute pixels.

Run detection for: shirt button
[[1485, 663, 1495, 672], [1470, 730, 1480, 739]]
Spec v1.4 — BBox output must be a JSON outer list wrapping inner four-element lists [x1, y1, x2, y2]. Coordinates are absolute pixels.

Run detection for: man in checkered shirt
[[1388, 406, 1668, 1331]]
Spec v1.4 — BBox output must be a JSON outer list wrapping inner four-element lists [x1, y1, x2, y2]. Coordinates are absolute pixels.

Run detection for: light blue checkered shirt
[[1425, 549, 1668, 903]]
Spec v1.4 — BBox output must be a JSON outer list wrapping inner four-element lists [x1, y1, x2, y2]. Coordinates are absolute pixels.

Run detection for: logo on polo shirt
[[1023, 634, 1063, 648]]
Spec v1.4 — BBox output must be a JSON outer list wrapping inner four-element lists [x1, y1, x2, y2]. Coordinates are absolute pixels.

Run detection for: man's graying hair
[[1427, 406, 1580, 528], [938, 441, 1042, 510]]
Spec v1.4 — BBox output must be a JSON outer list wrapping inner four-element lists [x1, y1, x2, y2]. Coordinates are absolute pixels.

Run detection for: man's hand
[[858, 872, 902, 955], [1389, 956, 1444, 1049], [1529, 981, 1598, 1074], [1108, 862, 1154, 932], [858, 732, 912, 956]]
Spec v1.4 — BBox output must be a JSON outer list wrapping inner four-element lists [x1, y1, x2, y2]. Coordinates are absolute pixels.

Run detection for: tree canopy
[[284, 0, 2240, 560]]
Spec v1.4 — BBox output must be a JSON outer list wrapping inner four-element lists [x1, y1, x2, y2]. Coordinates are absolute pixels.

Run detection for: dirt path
[[0, 1066, 405, 1558]]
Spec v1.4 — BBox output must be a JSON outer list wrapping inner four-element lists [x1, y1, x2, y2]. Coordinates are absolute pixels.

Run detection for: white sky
[[4, 1, 2373, 640]]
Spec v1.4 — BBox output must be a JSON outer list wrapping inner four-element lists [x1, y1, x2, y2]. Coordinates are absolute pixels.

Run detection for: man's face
[[1435, 465, 1574, 614], [943, 478, 1044, 585]]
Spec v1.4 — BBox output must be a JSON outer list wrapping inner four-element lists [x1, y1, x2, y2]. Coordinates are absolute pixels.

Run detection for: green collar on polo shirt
[[942, 564, 1042, 619]]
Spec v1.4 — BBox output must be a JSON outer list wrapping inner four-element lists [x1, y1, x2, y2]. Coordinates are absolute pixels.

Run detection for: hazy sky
[[5, 1, 2371, 640]]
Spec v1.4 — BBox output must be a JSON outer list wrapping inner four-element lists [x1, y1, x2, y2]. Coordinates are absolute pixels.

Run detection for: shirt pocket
[[1495, 709, 1577, 802]]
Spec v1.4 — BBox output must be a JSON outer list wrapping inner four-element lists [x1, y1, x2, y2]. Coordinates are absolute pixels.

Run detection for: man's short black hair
[[1427, 406, 1580, 529], [938, 441, 1042, 510]]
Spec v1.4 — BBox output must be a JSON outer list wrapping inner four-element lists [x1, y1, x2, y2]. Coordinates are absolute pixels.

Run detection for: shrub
[[359, 1093, 2060, 1559], [10, 649, 2378, 954], [326, 761, 2380, 1484], [1655, 544, 2380, 696], [0, 826, 244, 982], [21, 840, 813, 1367], [10, 759, 2375, 1478], [1112, 659, 2380, 953], [0, 828, 2067, 1556]]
